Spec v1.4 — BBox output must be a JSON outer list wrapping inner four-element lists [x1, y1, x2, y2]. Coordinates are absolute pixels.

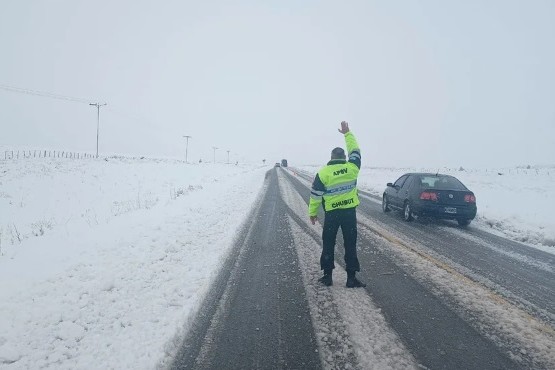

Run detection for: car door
[[390, 175, 409, 208], [400, 175, 415, 204]]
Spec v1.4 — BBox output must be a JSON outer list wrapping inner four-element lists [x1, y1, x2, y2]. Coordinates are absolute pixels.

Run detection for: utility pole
[[89, 102, 107, 158], [212, 146, 218, 163], [183, 135, 192, 163], [227, 150, 230, 164]]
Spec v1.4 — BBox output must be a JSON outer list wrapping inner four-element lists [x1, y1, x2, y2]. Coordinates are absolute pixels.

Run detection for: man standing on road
[[308, 121, 366, 288]]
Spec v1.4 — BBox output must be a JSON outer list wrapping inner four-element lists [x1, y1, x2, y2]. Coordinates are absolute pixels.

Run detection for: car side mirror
[[386, 182, 393, 187]]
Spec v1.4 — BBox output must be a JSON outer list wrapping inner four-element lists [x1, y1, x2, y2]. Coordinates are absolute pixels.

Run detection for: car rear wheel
[[382, 195, 390, 212], [403, 201, 413, 222], [458, 219, 471, 227]]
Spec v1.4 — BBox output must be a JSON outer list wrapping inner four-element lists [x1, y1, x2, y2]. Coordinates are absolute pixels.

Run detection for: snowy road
[[170, 168, 555, 369]]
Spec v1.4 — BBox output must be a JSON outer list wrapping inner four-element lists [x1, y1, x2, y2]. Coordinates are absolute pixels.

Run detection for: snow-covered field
[[0, 156, 267, 369], [299, 165, 555, 252]]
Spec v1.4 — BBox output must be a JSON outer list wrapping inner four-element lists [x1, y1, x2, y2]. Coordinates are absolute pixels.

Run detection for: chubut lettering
[[331, 198, 354, 208]]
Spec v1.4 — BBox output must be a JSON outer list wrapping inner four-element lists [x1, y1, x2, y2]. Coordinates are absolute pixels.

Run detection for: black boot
[[346, 271, 366, 288], [318, 270, 333, 286]]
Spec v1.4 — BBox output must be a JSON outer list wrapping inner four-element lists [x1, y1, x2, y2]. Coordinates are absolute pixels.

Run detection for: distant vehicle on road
[[281, 159, 288, 167], [274, 162, 280, 167], [382, 173, 477, 226]]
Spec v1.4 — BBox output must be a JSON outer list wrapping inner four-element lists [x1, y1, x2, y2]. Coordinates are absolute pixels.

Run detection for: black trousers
[[320, 207, 360, 273]]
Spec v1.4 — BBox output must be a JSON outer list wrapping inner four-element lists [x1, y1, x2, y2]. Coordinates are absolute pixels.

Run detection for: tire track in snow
[[363, 210, 555, 325], [356, 215, 555, 369]]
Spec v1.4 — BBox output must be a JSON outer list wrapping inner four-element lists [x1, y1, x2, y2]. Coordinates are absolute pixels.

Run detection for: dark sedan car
[[382, 173, 477, 226]]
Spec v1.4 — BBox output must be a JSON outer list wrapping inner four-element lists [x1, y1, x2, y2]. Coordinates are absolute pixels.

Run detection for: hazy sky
[[1, 0, 554, 167]]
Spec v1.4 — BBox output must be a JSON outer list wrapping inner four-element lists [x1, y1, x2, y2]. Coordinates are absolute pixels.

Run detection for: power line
[[105, 106, 157, 126], [0, 83, 92, 104], [1, 83, 249, 162]]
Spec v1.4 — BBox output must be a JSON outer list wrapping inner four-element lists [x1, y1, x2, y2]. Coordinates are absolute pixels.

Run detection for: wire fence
[[3, 150, 96, 160]]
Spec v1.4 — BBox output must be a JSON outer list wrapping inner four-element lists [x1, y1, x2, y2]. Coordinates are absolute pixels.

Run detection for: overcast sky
[[1, 0, 554, 167]]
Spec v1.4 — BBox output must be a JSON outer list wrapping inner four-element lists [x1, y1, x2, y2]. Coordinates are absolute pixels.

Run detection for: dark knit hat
[[331, 147, 346, 159]]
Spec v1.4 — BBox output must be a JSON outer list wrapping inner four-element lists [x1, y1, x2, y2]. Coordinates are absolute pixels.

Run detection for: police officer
[[308, 121, 366, 288]]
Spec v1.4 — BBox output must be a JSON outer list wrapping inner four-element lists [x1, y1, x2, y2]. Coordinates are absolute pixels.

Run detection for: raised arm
[[339, 121, 361, 169]]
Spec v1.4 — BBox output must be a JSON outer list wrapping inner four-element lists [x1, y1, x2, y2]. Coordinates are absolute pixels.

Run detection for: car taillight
[[420, 192, 438, 201], [464, 194, 476, 203]]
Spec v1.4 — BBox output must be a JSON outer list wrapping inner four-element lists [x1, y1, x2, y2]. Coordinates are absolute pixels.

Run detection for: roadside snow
[[0, 157, 267, 369]]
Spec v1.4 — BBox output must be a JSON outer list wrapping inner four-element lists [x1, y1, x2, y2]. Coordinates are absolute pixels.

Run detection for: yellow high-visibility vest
[[309, 131, 361, 216]]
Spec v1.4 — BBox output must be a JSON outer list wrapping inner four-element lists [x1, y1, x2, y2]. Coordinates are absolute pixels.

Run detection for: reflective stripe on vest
[[326, 180, 357, 195]]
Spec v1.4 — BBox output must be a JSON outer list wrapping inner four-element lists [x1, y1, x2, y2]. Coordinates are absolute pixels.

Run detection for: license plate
[[445, 207, 457, 214]]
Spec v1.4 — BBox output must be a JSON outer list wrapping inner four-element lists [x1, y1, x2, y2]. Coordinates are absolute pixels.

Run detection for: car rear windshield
[[418, 176, 467, 190]]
